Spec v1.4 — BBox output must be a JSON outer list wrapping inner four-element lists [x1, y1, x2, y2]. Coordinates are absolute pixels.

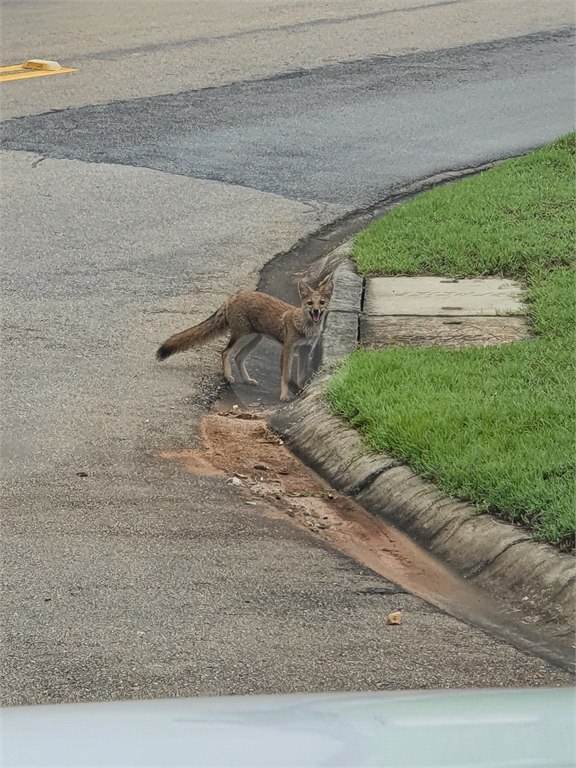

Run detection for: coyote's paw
[[245, 378, 259, 386], [224, 374, 235, 384]]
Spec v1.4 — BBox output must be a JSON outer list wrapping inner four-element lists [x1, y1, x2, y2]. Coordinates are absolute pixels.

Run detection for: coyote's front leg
[[296, 345, 312, 389], [280, 341, 295, 401]]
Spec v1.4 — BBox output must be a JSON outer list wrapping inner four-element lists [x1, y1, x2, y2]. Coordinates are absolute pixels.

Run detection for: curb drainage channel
[[258, 159, 516, 304]]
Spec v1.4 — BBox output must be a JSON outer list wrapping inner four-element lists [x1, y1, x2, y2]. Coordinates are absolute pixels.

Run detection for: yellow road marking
[[0, 64, 77, 83]]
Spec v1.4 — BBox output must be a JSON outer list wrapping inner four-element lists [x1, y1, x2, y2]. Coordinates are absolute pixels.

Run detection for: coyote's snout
[[156, 279, 333, 401]]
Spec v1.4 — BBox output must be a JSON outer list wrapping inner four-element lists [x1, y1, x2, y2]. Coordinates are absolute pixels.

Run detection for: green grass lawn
[[327, 135, 575, 549]]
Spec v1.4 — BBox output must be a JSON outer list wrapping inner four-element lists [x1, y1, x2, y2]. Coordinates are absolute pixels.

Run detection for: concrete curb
[[270, 255, 575, 635], [270, 378, 575, 634], [322, 254, 363, 364]]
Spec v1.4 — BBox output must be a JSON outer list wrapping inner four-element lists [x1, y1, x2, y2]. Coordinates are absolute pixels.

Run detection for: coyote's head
[[298, 278, 334, 324]]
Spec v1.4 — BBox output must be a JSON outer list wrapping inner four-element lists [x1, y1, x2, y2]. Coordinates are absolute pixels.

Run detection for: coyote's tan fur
[[156, 279, 333, 401]]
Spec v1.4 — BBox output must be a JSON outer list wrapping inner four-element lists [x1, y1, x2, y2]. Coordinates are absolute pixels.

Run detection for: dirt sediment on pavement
[[160, 412, 477, 609]]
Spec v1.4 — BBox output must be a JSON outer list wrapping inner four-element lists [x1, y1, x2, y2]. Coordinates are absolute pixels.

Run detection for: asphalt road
[[2, 30, 574, 205], [1, 3, 574, 704]]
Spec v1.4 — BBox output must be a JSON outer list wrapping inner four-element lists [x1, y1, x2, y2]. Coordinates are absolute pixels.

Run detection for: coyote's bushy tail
[[156, 304, 228, 361]]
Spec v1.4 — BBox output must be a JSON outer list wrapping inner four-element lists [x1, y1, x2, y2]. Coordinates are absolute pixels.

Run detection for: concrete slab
[[364, 277, 524, 317], [361, 315, 531, 349]]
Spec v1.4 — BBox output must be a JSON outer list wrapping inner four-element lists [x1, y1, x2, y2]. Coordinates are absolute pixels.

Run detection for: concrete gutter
[[269, 256, 575, 637]]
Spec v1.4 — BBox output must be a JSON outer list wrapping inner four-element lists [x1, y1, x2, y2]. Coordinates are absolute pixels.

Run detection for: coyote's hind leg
[[221, 335, 240, 382], [233, 333, 262, 385]]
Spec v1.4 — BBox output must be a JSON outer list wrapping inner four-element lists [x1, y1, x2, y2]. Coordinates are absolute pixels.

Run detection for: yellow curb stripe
[[0, 64, 26, 73], [0, 67, 77, 82]]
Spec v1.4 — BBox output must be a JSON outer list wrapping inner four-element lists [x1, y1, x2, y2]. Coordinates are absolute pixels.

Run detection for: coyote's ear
[[319, 279, 334, 300], [298, 280, 312, 299]]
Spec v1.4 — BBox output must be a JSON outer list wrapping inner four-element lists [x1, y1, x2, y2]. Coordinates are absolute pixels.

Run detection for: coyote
[[156, 279, 333, 401]]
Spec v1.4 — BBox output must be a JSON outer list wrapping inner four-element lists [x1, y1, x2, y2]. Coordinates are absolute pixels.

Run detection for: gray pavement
[[1, 3, 575, 705], [1, 151, 344, 474], [1, 0, 572, 118]]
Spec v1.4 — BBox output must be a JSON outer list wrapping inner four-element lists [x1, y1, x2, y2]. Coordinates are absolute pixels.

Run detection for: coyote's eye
[[307, 300, 313, 306], [319, 300, 325, 305]]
